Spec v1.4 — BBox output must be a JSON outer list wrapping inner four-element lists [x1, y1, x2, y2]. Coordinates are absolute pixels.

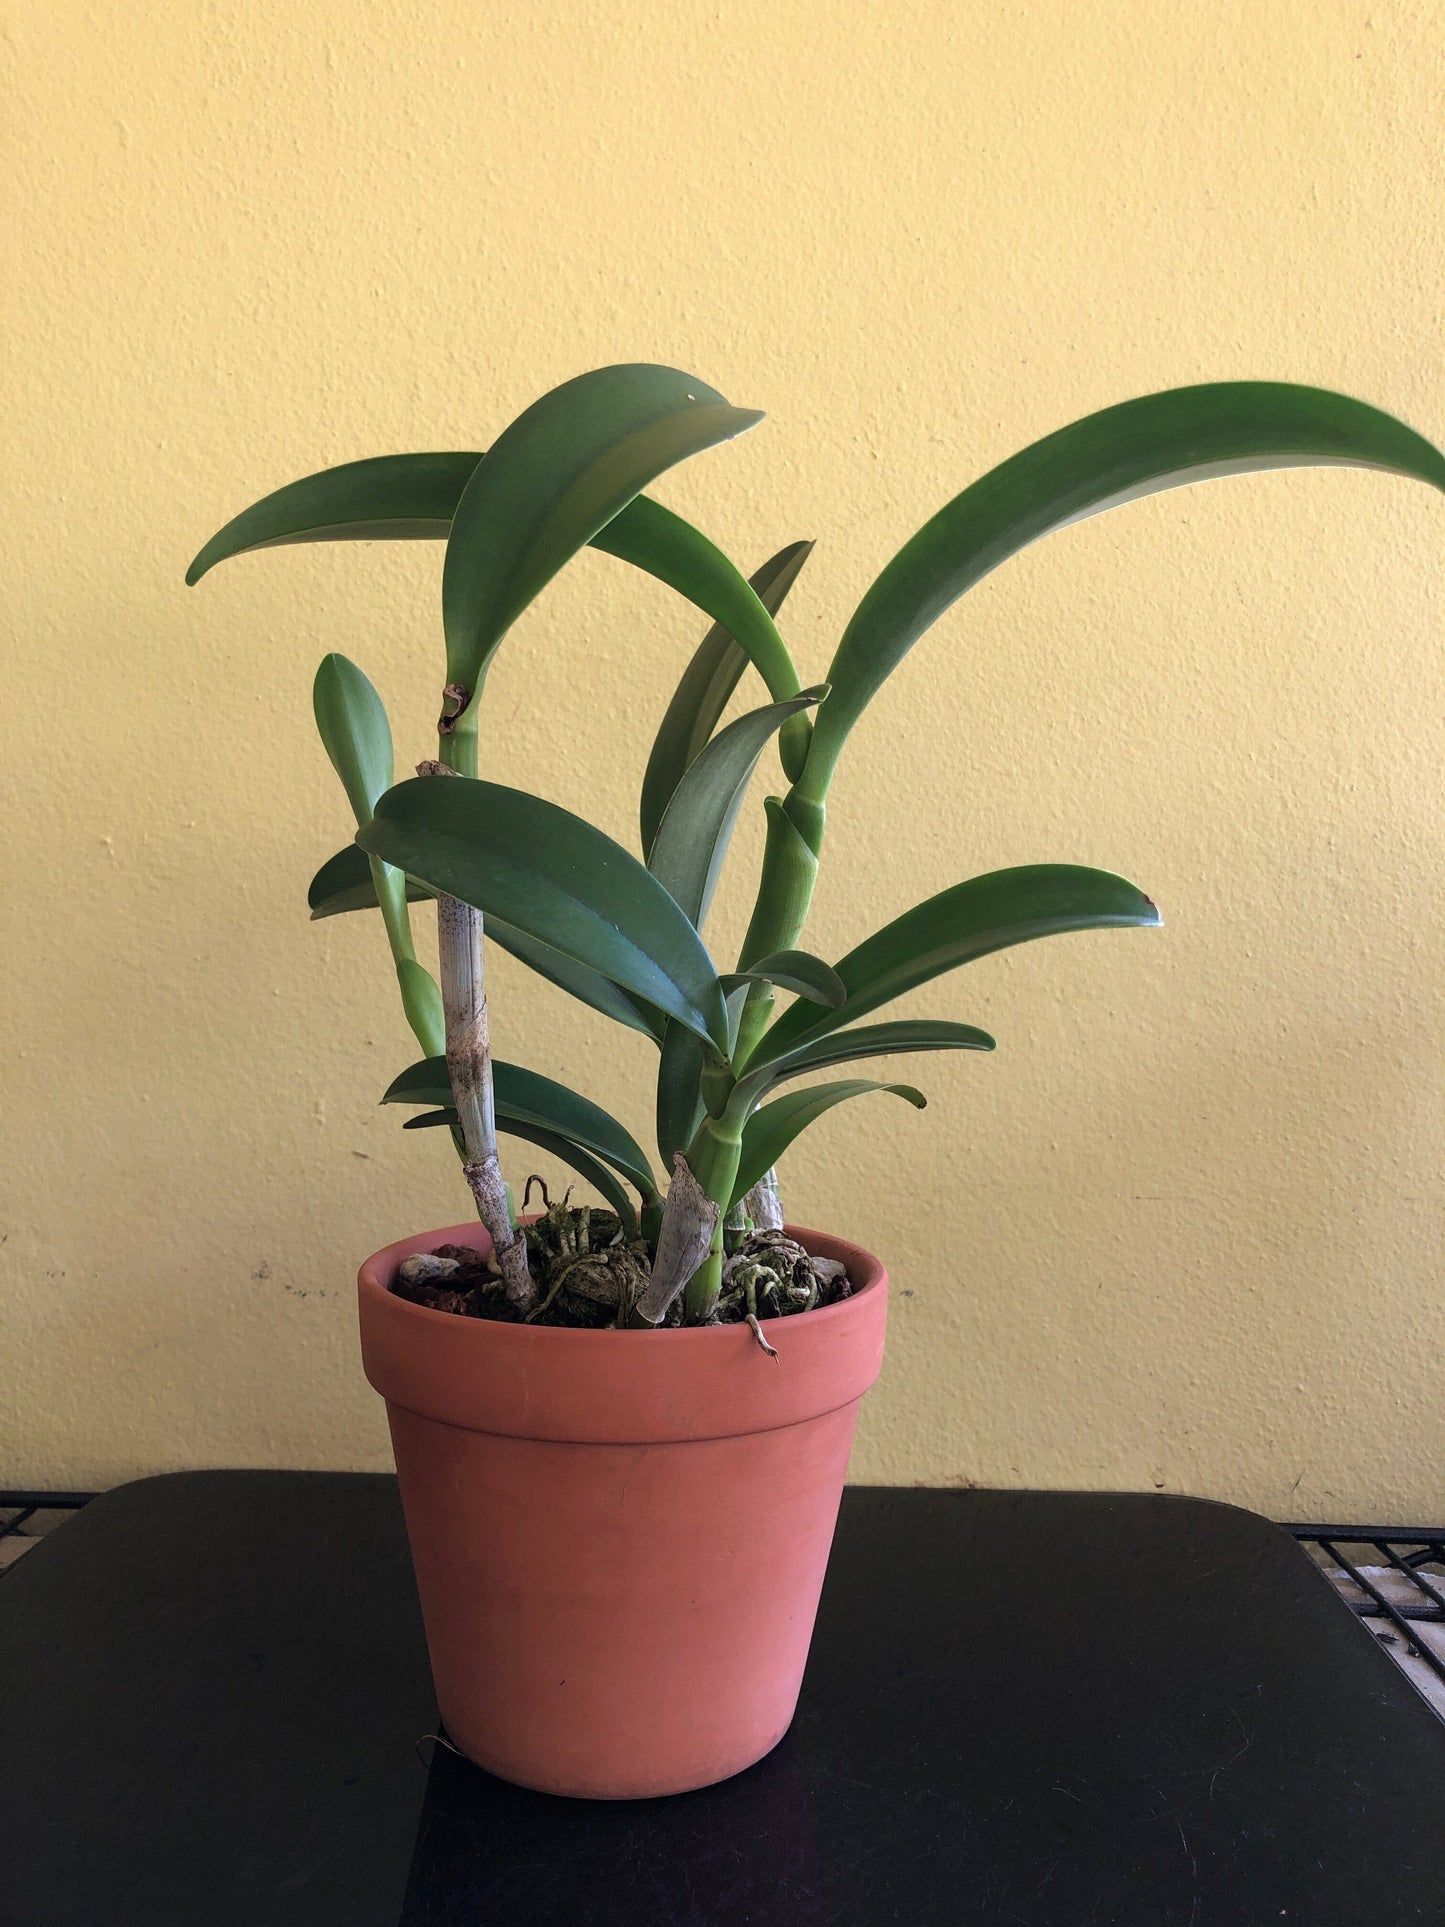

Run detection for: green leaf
[[596, 498, 803, 713], [309, 843, 433, 919], [485, 922, 668, 1043], [189, 446, 798, 715], [655, 979, 752, 1165], [312, 654, 394, 825], [647, 687, 826, 927], [441, 365, 761, 697], [750, 865, 1160, 1067], [305, 843, 666, 1041], [730, 1081, 926, 1208], [721, 949, 846, 1008], [384, 1057, 658, 1201], [639, 538, 814, 850], [807, 383, 1445, 791], [186, 451, 481, 584], [742, 1017, 994, 1099], [359, 777, 730, 1054], [654, 1019, 708, 1168], [400, 1109, 640, 1235]]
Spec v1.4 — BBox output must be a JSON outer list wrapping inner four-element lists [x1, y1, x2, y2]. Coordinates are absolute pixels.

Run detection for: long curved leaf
[[595, 498, 803, 716], [186, 452, 480, 584], [721, 949, 847, 1008], [305, 844, 667, 1041], [807, 383, 1445, 788], [442, 365, 761, 697], [485, 923, 668, 1043], [401, 1109, 640, 1234], [730, 1080, 926, 1208], [385, 1058, 658, 1201], [737, 1017, 995, 1104], [750, 865, 1160, 1067], [359, 777, 730, 1054], [647, 687, 826, 927], [640, 539, 814, 851], [309, 843, 433, 918], [187, 439, 802, 739]]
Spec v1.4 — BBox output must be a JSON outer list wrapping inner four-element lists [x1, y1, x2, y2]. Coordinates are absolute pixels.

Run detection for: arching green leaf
[[486, 924, 668, 1043], [312, 654, 394, 825], [647, 687, 826, 927], [186, 451, 480, 584], [385, 1057, 658, 1201], [750, 865, 1160, 1067], [442, 365, 761, 698], [730, 1081, 926, 1208], [639, 539, 814, 851], [188, 434, 802, 758], [738, 1017, 995, 1104], [596, 498, 803, 719], [806, 384, 1445, 792], [359, 777, 730, 1053], [305, 842, 666, 1041], [400, 1109, 640, 1234], [721, 949, 846, 1008], [308, 843, 434, 919]]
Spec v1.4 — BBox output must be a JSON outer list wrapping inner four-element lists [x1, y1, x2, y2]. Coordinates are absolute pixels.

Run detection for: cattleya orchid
[[190, 365, 1445, 1328]]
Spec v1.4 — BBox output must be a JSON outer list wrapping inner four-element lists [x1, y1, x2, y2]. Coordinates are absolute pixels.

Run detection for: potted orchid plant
[[189, 365, 1444, 1797]]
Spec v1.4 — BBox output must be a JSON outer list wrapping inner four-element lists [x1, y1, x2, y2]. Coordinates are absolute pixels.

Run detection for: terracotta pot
[[358, 1218, 887, 1799]]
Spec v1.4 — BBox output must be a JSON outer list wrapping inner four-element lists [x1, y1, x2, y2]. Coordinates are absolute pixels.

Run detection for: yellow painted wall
[[4, 0, 1443, 1517]]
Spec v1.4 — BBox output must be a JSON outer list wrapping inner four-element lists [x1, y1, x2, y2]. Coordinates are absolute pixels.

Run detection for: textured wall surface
[[4, 1, 1443, 1515]]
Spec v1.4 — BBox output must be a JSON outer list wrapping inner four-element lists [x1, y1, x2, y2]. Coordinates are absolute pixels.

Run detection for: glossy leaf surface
[[441, 365, 761, 694], [753, 866, 1159, 1065], [809, 383, 1445, 785], [647, 687, 825, 927], [384, 1058, 658, 1200], [639, 539, 814, 852], [730, 1080, 926, 1208], [359, 777, 730, 1053]]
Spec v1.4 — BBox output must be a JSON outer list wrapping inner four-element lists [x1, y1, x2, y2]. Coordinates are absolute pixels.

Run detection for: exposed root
[[746, 1313, 779, 1358]]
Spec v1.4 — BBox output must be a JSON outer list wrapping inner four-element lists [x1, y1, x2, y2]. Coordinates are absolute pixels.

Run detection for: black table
[[2, 1474, 1442, 1924]]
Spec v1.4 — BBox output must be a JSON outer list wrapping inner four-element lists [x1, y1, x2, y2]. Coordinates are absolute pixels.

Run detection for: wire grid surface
[[0, 1494, 95, 1574], [1288, 1526, 1445, 1719], [3, 1495, 1442, 1719]]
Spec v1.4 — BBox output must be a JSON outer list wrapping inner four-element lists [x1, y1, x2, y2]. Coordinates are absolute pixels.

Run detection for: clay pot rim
[[358, 1217, 884, 1345]]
